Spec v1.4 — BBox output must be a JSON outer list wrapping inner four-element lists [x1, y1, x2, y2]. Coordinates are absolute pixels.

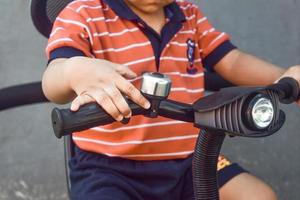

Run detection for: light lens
[[251, 97, 274, 129]]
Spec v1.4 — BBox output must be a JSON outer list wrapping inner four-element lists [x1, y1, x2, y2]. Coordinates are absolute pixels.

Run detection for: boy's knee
[[258, 187, 277, 200], [220, 172, 277, 200], [245, 185, 277, 200]]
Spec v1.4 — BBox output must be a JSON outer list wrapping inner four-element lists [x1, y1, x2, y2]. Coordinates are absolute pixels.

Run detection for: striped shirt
[[46, 0, 236, 160]]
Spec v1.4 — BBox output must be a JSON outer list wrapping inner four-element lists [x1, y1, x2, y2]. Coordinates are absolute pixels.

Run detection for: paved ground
[[0, 0, 299, 199]]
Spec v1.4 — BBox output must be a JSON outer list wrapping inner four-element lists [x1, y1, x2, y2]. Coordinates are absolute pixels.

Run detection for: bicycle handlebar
[[0, 82, 48, 111], [51, 77, 299, 139], [52, 99, 194, 138], [271, 77, 300, 104], [52, 99, 141, 138]]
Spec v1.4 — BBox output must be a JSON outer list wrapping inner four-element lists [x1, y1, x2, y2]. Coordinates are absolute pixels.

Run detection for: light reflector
[[251, 97, 274, 129]]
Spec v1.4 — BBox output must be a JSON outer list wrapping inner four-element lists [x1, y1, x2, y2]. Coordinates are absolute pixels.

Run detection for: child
[[42, 0, 300, 199]]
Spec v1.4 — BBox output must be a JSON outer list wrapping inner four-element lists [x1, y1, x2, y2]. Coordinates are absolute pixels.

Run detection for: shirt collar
[[103, 0, 186, 22]]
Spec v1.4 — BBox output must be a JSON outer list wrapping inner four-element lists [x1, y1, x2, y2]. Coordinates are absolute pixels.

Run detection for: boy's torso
[[47, 0, 230, 160]]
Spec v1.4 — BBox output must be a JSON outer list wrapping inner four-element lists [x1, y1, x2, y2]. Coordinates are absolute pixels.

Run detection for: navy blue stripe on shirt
[[49, 41, 237, 71], [203, 41, 237, 72], [48, 47, 86, 64]]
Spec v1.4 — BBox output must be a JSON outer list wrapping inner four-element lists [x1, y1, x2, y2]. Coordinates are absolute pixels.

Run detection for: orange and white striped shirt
[[46, 0, 236, 160]]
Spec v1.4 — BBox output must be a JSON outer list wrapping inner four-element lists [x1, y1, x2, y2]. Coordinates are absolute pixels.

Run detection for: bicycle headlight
[[194, 87, 283, 137], [246, 94, 275, 130], [251, 97, 274, 128]]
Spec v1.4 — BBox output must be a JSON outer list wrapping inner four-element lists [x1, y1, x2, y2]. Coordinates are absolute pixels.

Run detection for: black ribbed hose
[[193, 129, 225, 200]]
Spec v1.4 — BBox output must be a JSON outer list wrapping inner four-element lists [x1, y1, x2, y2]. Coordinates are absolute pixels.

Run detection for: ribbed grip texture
[[275, 77, 300, 104], [52, 101, 143, 138], [52, 103, 114, 138], [193, 130, 225, 200], [214, 99, 243, 133], [266, 90, 280, 131]]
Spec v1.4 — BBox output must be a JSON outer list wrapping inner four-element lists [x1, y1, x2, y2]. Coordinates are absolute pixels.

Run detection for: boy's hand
[[277, 65, 300, 105], [65, 57, 150, 121]]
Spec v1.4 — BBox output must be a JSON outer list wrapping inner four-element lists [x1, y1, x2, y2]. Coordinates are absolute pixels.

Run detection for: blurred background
[[0, 0, 299, 199]]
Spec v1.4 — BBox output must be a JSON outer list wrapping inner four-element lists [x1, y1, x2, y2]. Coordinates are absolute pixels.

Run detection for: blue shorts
[[70, 147, 246, 200]]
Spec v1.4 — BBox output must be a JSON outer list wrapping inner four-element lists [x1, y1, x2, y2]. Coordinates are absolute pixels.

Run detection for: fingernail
[[116, 115, 123, 121], [125, 112, 132, 118], [144, 101, 151, 109], [70, 104, 77, 111]]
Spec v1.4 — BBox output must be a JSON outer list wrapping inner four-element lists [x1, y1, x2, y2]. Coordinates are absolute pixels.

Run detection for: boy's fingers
[[90, 89, 123, 121], [102, 84, 132, 118], [70, 91, 123, 122], [116, 78, 150, 109], [70, 93, 93, 111], [114, 64, 137, 79]]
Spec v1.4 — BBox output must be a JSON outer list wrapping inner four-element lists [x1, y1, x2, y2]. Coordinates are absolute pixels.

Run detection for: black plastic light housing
[[193, 87, 285, 138]]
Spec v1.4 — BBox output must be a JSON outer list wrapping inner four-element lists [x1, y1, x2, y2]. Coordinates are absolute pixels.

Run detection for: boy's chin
[[140, 6, 163, 14], [125, 0, 174, 14]]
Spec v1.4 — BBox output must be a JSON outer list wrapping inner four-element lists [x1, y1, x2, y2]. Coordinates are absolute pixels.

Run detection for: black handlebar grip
[[52, 99, 145, 139], [52, 103, 115, 138], [274, 77, 300, 104]]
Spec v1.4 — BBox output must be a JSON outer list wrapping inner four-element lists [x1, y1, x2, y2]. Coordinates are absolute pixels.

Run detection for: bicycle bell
[[141, 72, 172, 117]]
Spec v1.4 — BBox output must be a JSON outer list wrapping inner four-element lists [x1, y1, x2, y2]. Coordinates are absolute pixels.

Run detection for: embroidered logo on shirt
[[186, 39, 197, 74]]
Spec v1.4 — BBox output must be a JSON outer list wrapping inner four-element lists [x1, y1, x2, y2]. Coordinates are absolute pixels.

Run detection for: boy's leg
[[70, 167, 143, 200], [219, 172, 277, 200], [69, 146, 190, 200], [182, 156, 277, 200], [69, 147, 143, 200], [218, 155, 277, 200]]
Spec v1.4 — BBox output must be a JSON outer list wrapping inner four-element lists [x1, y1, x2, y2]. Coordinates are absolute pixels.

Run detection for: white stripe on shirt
[[124, 56, 155, 67], [93, 41, 151, 54], [86, 16, 119, 23], [128, 72, 204, 83], [50, 27, 66, 37], [200, 28, 216, 38], [186, 14, 196, 21], [56, 17, 93, 45], [46, 38, 74, 51], [93, 27, 139, 37], [180, 4, 198, 10], [160, 57, 201, 63], [68, 0, 96, 7], [73, 134, 198, 146], [76, 5, 102, 13], [178, 29, 196, 34], [91, 120, 187, 133], [197, 17, 207, 25], [105, 151, 194, 158], [207, 32, 226, 48], [171, 88, 204, 93]]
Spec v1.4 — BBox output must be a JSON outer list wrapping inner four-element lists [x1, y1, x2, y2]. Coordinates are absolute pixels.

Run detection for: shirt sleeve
[[45, 5, 94, 62], [195, 8, 237, 71]]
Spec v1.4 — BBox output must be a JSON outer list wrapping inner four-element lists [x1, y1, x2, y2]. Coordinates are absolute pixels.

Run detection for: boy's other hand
[[277, 65, 300, 106], [66, 57, 151, 121]]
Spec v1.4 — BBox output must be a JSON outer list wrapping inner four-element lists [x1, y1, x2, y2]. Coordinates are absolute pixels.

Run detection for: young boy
[[42, 0, 300, 199]]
